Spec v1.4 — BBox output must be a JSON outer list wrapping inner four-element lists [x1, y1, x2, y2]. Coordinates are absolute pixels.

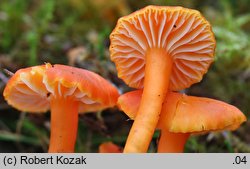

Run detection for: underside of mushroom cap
[[118, 90, 246, 133], [3, 63, 119, 113], [44, 64, 119, 112], [110, 5, 216, 91], [3, 65, 50, 112]]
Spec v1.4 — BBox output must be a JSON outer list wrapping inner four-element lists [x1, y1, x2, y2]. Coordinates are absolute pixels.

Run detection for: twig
[[0, 71, 9, 83], [3, 69, 14, 76]]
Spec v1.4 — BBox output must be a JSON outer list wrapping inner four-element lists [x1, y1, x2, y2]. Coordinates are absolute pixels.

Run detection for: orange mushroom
[[110, 5, 216, 152], [99, 142, 123, 153], [118, 90, 246, 152], [3, 63, 119, 152]]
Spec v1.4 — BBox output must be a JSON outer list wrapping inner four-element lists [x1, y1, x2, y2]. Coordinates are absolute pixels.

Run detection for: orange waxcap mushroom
[[118, 90, 246, 133], [110, 5, 216, 152], [4, 63, 119, 152], [161, 94, 247, 133], [157, 92, 246, 153], [118, 90, 246, 152], [99, 142, 123, 153]]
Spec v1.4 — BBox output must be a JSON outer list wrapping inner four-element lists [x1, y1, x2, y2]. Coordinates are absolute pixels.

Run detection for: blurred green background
[[0, 0, 249, 153]]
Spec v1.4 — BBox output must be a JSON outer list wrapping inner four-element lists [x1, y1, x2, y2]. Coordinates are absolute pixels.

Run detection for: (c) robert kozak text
[[20, 155, 87, 165]]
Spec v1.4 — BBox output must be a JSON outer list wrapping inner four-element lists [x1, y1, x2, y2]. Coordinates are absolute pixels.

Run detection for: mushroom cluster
[[2, 5, 247, 154], [109, 5, 246, 152], [3, 63, 119, 152]]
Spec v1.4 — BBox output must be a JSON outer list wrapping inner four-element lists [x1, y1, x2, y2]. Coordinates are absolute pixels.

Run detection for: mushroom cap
[[110, 5, 215, 91], [164, 94, 247, 133], [117, 90, 142, 119], [3, 63, 119, 113], [117, 90, 246, 134]]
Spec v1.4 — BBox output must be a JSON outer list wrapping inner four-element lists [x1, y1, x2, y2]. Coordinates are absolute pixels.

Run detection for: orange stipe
[[157, 131, 190, 153], [49, 96, 79, 152]]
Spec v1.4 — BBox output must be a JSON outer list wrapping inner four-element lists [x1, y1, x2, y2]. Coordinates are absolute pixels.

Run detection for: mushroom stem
[[157, 130, 190, 153], [48, 96, 79, 153], [124, 48, 172, 152]]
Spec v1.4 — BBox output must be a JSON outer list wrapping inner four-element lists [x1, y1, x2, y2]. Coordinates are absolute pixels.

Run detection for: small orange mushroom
[[118, 90, 246, 152], [3, 63, 119, 152], [99, 142, 123, 153], [110, 5, 216, 152]]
